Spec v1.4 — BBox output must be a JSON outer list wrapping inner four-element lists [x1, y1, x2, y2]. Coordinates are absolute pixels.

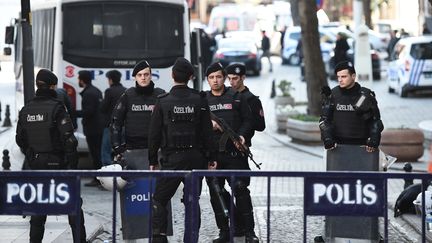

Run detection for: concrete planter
[[275, 109, 299, 133], [274, 96, 295, 107], [286, 117, 321, 144], [380, 128, 424, 162]]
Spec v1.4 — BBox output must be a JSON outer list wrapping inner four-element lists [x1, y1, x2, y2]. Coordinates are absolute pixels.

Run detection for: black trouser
[[152, 149, 205, 242], [206, 151, 255, 234], [30, 198, 86, 243], [85, 132, 102, 169]]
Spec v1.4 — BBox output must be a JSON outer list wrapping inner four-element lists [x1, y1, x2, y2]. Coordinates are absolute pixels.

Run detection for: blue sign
[[304, 177, 385, 216], [0, 177, 78, 215], [123, 178, 155, 216]]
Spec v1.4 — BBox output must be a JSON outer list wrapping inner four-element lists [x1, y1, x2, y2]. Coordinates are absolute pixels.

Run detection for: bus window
[[63, 2, 184, 68]]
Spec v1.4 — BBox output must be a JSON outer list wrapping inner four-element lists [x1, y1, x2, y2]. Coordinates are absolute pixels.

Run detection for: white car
[[387, 36, 432, 97], [281, 26, 334, 65]]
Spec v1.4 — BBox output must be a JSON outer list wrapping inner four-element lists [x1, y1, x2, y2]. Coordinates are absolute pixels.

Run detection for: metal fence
[[0, 170, 431, 243]]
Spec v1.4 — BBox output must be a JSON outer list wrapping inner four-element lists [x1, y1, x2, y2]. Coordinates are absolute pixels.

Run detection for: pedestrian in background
[[204, 62, 259, 243], [149, 57, 216, 243], [261, 30, 272, 72], [296, 37, 305, 81], [16, 69, 87, 243], [333, 32, 350, 69], [319, 61, 384, 152], [76, 70, 104, 187], [100, 70, 126, 166], [387, 30, 400, 58]]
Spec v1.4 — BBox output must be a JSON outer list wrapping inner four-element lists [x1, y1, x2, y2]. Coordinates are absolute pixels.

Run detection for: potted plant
[[380, 127, 424, 162], [274, 80, 295, 107], [286, 113, 321, 144]]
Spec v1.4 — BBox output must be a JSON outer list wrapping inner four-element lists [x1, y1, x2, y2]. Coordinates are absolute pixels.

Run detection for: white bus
[[11, 0, 191, 151]]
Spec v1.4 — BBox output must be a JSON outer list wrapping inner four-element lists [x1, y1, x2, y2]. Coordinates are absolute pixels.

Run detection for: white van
[[207, 4, 257, 34]]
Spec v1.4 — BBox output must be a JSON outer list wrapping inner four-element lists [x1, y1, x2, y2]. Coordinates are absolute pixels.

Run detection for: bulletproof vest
[[160, 91, 202, 149], [332, 87, 369, 141], [20, 98, 61, 153], [124, 88, 162, 140], [206, 89, 242, 148]]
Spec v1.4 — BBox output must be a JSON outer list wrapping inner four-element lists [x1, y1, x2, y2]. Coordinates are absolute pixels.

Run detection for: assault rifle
[[210, 112, 262, 169]]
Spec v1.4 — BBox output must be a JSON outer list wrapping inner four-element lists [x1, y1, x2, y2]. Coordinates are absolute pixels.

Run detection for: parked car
[[213, 37, 262, 76], [281, 26, 334, 65], [387, 36, 432, 97]]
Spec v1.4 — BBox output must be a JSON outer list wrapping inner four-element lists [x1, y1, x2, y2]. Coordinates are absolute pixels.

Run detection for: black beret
[[132, 60, 150, 77], [225, 63, 246, 76], [172, 57, 194, 77], [334, 61, 356, 74], [205, 62, 224, 77], [36, 69, 58, 85]]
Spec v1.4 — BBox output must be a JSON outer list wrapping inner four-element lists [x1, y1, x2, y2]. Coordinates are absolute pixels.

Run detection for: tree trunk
[[290, 0, 301, 26], [363, 0, 372, 29], [298, 0, 328, 117]]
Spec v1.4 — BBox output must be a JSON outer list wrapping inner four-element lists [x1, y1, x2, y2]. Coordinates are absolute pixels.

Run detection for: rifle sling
[[219, 132, 230, 152]]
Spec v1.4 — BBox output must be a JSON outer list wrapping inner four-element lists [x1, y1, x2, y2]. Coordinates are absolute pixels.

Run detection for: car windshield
[[219, 39, 255, 49], [410, 43, 432, 59]]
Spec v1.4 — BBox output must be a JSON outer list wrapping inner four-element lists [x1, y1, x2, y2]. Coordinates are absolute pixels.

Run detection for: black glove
[[113, 144, 126, 156], [324, 138, 336, 150], [366, 138, 379, 149]]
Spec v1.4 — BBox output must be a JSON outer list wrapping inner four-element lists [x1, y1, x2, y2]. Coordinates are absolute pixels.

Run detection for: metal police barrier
[[1, 170, 432, 243]]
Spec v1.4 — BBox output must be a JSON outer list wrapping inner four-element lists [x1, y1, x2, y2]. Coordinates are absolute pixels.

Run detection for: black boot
[[152, 234, 168, 243], [245, 231, 259, 243], [213, 230, 229, 243]]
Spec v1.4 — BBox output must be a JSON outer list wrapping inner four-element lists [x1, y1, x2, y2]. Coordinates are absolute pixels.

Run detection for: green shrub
[[288, 113, 320, 122]]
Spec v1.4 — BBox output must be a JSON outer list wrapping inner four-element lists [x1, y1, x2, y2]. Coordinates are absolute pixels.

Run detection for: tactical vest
[[206, 89, 242, 149], [332, 87, 369, 141], [124, 88, 163, 140], [160, 91, 202, 149], [20, 98, 61, 153]]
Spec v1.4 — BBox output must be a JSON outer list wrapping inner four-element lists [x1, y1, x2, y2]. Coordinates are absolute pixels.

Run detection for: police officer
[[319, 61, 384, 152], [148, 58, 216, 243], [100, 70, 126, 166], [16, 69, 86, 243], [226, 63, 265, 143], [110, 60, 165, 240], [111, 60, 165, 165], [205, 62, 258, 243]]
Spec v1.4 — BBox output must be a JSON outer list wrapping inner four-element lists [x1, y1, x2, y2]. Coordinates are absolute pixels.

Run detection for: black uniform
[[319, 83, 384, 148], [206, 86, 257, 241], [148, 85, 216, 241], [111, 81, 165, 152], [100, 83, 126, 128], [77, 84, 103, 169], [16, 88, 86, 243], [238, 87, 265, 146]]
